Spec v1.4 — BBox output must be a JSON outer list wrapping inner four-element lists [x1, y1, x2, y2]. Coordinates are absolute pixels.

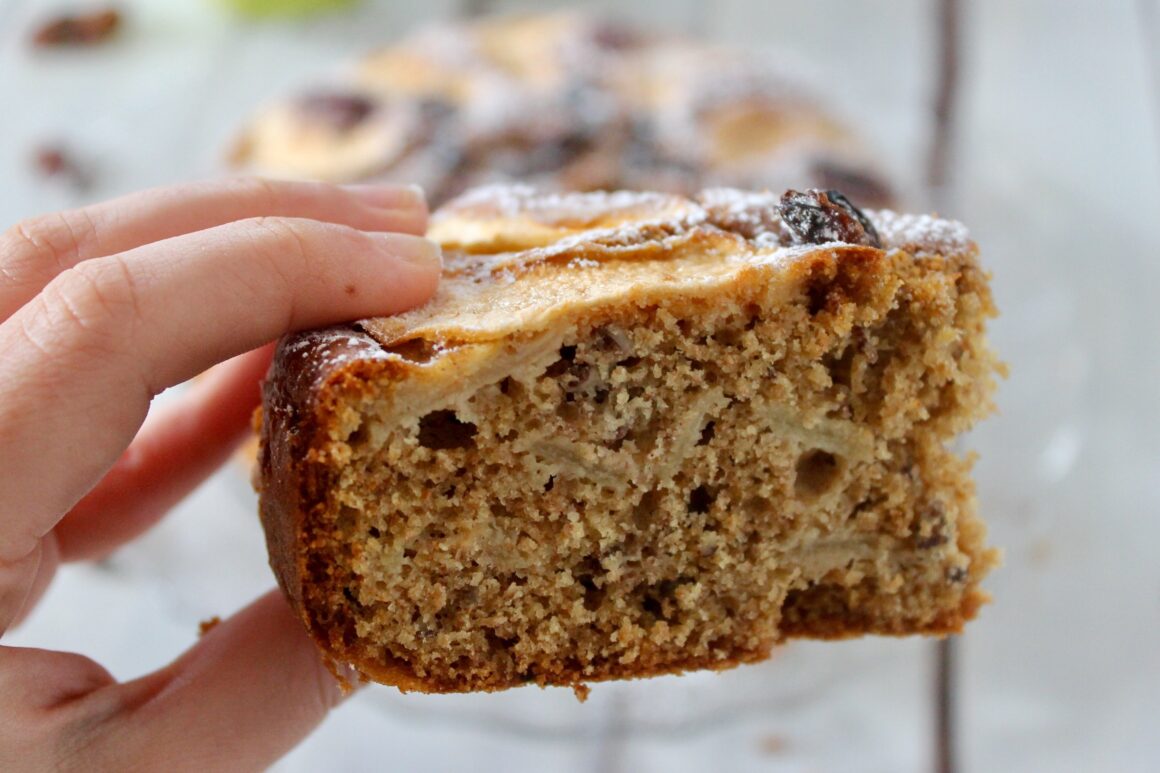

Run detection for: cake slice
[[257, 186, 1000, 693]]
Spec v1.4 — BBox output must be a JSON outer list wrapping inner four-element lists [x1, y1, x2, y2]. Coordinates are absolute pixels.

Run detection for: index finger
[[0, 177, 427, 321], [0, 215, 440, 564]]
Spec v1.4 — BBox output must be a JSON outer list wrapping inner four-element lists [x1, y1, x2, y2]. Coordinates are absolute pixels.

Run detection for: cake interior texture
[[258, 187, 1000, 692]]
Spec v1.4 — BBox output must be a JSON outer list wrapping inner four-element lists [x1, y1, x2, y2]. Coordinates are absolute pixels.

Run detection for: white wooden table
[[3, 1, 1159, 771]]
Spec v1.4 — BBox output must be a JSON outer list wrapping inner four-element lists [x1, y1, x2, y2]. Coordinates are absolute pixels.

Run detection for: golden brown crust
[[258, 186, 997, 693], [258, 329, 357, 646], [359, 187, 971, 355], [259, 330, 400, 672]]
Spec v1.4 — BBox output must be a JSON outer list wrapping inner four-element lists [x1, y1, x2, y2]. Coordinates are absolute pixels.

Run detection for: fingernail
[[346, 183, 426, 211], [375, 232, 442, 269]]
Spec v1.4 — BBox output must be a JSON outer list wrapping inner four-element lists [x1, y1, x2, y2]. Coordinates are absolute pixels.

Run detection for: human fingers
[[0, 216, 440, 567], [0, 536, 60, 636], [53, 345, 273, 564], [0, 177, 427, 320], [0, 591, 352, 772]]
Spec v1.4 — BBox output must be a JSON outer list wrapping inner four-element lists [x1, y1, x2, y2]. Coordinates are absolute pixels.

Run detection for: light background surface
[[2, 1, 1159, 770]]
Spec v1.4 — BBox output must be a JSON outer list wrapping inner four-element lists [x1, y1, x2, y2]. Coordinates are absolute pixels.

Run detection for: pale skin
[[0, 178, 442, 771]]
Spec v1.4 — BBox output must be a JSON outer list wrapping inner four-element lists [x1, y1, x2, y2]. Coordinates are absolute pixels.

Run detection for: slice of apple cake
[[257, 185, 1000, 693]]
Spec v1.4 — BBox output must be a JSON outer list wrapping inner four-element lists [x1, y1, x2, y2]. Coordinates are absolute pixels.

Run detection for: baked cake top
[[272, 186, 975, 416], [359, 185, 972, 347]]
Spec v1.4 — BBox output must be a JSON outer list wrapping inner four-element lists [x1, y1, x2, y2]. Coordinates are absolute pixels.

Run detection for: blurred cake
[[230, 12, 893, 206], [256, 185, 999, 693]]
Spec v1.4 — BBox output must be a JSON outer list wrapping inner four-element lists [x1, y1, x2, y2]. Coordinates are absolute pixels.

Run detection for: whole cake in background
[[230, 12, 894, 207]]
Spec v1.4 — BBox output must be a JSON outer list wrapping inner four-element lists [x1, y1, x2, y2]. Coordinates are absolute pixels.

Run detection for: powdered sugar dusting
[[273, 188, 981, 395], [695, 188, 972, 255], [438, 187, 973, 284], [458, 211, 709, 281], [753, 231, 784, 249], [437, 183, 695, 226], [697, 187, 783, 242], [267, 327, 392, 415], [698, 188, 780, 219], [437, 183, 538, 218], [868, 210, 972, 255], [294, 330, 390, 381]]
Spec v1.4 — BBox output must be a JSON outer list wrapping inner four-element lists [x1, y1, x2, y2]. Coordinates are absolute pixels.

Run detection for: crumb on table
[[31, 8, 122, 48], [198, 616, 223, 637]]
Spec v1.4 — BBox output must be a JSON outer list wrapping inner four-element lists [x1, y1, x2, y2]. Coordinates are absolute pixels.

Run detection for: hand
[[0, 179, 441, 770]]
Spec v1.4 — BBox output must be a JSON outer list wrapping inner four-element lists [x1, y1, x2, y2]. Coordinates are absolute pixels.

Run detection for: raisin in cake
[[257, 186, 1000, 693], [230, 12, 892, 207]]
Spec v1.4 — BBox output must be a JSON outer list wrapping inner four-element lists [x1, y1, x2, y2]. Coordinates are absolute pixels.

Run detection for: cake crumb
[[571, 683, 591, 702], [32, 144, 92, 191], [31, 8, 122, 48], [1028, 537, 1053, 567], [198, 616, 222, 637]]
